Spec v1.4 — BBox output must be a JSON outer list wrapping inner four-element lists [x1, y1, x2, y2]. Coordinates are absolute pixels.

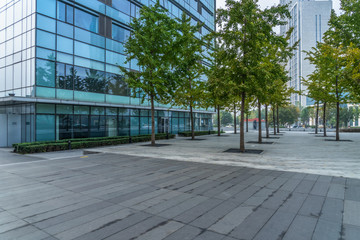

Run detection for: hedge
[[14, 134, 175, 154], [178, 130, 216, 137]]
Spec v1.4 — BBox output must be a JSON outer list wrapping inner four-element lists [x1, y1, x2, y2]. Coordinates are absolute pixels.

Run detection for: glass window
[[74, 9, 99, 33], [118, 108, 130, 116], [106, 108, 117, 115], [90, 115, 105, 137], [37, 14, 56, 32], [36, 103, 55, 114], [130, 116, 139, 136], [112, 0, 131, 13], [74, 106, 89, 115], [57, 21, 74, 38], [36, 59, 55, 87], [106, 39, 124, 54], [73, 115, 89, 138], [106, 73, 129, 96], [118, 116, 130, 136], [106, 116, 118, 137], [57, 2, 66, 22], [36, 115, 55, 141], [57, 114, 73, 140], [36, 48, 56, 61], [75, 41, 105, 62], [91, 106, 105, 115], [75, 28, 105, 47], [140, 117, 149, 135], [56, 63, 73, 90], [57, 36, 73, 54], [56, 105, 73, 114], [73, 66, 105, 93], [37, 0, 56, 18], [36, 30, 55, 49], [112, 24, 130, 43], [106, 51, 126, 66], [74, 57, 104, 71]]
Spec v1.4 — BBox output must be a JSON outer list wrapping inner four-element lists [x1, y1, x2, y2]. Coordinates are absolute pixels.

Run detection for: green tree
[[172, 13, 206, 140], [278, 105, 299, 126], [300, 107, 312, 126], [216, 0, 290, 152], [120, 2, 179, 145], [221, 111, 233, 126]]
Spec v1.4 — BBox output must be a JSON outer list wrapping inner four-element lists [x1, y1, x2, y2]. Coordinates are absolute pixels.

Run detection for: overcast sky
[[216, 0, 341, 14]]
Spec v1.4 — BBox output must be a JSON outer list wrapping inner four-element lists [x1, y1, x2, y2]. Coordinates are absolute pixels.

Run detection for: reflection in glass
[[36, 59, 55, 87], [106, 73, 129, 96]]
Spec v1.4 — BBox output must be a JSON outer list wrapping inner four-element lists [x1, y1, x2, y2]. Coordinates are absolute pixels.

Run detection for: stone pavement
[[91, 131, 360, 179], [0, 152, 359, 240]]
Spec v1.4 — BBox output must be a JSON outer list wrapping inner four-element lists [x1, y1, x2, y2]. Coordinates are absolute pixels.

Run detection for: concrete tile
[[343, 224, 360, 240], [135, 221, 184, 240], [312, 219, 342, 240], [163, 225, 202, 240], [208, 206, 253, 234], [283, 215, 317, 240], [230, 207, 275, 240], [343, 200, 360, 226], [298, 195, 325, 218]]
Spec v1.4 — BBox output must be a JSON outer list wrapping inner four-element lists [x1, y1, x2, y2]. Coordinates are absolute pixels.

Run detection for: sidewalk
[[89, 131, 360, 179]]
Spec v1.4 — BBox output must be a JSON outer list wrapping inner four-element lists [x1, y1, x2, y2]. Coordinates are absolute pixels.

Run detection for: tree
[[172, 13, 206, 140], [300, 107, 312, 126], [221, 111, 233, 126], [216, 0, 290, 152], [120, 2, 179, 146], [206, 42, 233, 136], [278, 105, 299, 126]]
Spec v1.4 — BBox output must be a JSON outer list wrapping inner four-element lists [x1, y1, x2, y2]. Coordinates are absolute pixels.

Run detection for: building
[[280, 0, 332, 107], [0, 0, 215, 147]]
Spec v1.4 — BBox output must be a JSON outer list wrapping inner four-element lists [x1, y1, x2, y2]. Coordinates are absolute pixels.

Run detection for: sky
[[216, 0, 341, 14]]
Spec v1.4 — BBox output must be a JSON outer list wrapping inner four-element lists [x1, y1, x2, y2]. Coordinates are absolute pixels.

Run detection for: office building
[[280, 0, 332, 107], [0, 0, 215, 147]]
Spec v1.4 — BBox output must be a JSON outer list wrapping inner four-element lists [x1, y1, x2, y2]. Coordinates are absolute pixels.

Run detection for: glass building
[[0, 0, 215, 147]]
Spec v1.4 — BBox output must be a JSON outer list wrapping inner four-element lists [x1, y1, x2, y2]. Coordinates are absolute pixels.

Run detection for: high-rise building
[[280, 0, 332, 107], [0, 0, 215, 147]]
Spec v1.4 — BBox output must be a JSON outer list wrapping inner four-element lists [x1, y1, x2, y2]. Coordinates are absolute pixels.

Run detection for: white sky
[[216, 0, 341, 14]]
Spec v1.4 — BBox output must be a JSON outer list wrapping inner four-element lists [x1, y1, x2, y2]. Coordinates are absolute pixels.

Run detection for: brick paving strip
[[0, 153, 359, 240]]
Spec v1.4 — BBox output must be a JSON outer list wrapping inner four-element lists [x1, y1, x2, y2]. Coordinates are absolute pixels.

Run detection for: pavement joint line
[[0, 155, 86, 167]]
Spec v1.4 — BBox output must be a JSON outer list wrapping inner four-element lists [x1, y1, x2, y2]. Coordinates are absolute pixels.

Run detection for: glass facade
[[0, 0, 215, 146]]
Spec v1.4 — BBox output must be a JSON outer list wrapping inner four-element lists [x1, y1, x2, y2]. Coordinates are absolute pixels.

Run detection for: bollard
[[208, 130, 211, 134], [68, 140, 71, 150], [166, 132, 169, 139], [129, 136, 132, 143]]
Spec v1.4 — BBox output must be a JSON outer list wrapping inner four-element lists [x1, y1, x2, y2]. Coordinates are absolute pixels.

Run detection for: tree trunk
[[323, 102, 327, 137], [190, 104, 195, 140], [240, 92, 246, 152], [246, 113, 249, 132], [276, 105, 280, 133], [336, 101, 340, 141], [265, 104, 269, 138], [234, 104, 237, 134], [273, 106, 276, 135], [217, 105, 221, 136], [150, 94, 155, 146], [315, 102, 319, 134], [336, 75, 340, 141], [258, 99, 262, 143]]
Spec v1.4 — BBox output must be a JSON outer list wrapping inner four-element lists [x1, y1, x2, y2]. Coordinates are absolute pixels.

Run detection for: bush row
[[14, 134, 175, 154], [178, 130, 216, 137]]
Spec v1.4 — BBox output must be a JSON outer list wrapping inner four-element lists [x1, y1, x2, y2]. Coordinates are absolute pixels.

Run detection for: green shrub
[[178, 131, 216, 137], [14, 133, 175, 154]]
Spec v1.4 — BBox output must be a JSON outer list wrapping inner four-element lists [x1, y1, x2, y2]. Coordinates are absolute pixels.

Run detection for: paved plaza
[[0, 132, 360, 239]]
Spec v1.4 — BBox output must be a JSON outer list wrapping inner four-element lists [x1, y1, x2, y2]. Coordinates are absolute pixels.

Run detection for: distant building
[[280, 0, 332, 107]]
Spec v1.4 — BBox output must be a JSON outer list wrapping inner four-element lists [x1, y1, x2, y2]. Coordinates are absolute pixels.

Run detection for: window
[[73, 66, 105, 93], [37, 0, 56, 18], [36, 115, 55, 141], [112, 24, 130, 43], [74, 9, 99, 33], [56, 63, 74, 90], [106, 73, 129, 96], [36, 59, 55, 87], [112, 0, 131, 13]]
